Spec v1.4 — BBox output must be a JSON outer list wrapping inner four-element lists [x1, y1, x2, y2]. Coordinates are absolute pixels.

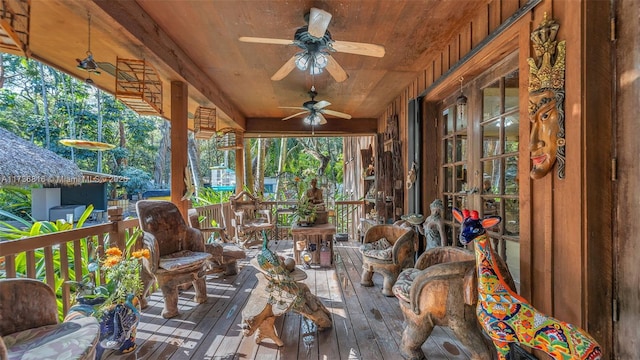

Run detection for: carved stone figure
[[422, 199, 446, 249], [305, 178, 324, 205]]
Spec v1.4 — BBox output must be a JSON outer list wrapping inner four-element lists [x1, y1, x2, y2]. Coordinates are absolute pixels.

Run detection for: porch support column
[[170, 81, 189, 220]]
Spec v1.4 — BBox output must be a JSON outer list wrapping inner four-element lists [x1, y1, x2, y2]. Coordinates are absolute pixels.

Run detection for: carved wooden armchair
[[359, 224, 416, 296], [391, 246, 517, 360], [136, 200, 212, 319], [0, 278, 100, 360], [188, 209, 247, 276], [230, 191, 274, 248]]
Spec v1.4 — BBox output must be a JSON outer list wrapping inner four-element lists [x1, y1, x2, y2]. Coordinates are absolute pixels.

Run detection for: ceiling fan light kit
[[294, 51, 328, 74]]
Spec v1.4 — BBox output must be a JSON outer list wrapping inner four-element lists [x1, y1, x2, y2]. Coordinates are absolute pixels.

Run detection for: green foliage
[[0, 205, 94, 240], [192, 187, 233, 207], [0, 187, 32, 221], [119, 166, 152, 197]]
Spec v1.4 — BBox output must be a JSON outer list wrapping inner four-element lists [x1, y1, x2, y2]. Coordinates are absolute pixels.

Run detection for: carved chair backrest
[[365, 224, 415, 245], [136, 200, 189, 256], [230, 191, 267, 224]]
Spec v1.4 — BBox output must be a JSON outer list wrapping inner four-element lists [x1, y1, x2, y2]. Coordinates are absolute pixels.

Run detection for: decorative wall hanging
[[115, 57, 163, 116], [527, 13, 566, 179], [216, 128, 244, 150], [193, 106, 217, 140], [0, 0, 30, 55]]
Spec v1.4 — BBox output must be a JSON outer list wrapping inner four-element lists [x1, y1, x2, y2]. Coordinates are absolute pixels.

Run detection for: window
[[481, 70, 520, 289], [441, 105, 468, 245], [439, 66, 521, 290]]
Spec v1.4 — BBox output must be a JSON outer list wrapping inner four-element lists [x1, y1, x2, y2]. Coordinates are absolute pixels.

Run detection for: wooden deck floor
[[104, 240, 473, 360]]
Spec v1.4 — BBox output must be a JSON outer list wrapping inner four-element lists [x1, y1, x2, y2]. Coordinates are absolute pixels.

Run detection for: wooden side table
[[290, 223, 335, 266]]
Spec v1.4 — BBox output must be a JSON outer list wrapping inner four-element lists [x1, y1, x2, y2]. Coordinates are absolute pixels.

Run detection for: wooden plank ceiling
[[20, 0, 484, 136]]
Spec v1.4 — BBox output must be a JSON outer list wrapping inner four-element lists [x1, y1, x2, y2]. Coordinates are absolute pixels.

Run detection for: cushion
[[159, 250, 211, 271], [392, 268, 422, 302], [360, 237, 393, 260], [3, 316, 99, 360], [359, 237, 392, 252], [361, 247, 393, 261]]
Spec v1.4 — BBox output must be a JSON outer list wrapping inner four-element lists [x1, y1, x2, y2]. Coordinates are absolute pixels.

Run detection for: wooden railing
[[0, 213, 140, 315], [0, 199, 366, 315]]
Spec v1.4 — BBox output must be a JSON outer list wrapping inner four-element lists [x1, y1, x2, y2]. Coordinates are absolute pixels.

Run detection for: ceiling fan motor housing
[[294, 26, 333, 51]]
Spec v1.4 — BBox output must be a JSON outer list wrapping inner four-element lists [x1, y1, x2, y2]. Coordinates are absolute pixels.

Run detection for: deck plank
[[110, 240, 474, 360]]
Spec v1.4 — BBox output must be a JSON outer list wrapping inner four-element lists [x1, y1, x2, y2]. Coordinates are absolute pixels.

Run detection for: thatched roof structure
[[0, 127, 83, 186]]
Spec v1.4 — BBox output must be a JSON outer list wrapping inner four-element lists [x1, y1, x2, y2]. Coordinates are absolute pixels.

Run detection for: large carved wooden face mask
[[529, 89, 561, 179]]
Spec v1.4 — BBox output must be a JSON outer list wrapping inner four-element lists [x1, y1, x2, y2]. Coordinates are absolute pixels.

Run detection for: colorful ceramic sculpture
[[453, 208, 602, 360]]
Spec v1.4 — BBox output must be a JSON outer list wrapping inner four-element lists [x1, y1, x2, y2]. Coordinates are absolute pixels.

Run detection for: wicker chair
[[0, 278, 100, 360], [136, 200, 212, 318], [359, 224, 416, 296]]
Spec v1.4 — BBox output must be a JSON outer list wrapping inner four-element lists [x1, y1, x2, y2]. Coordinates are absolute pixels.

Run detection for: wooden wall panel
[[614, 0, 640, 357], [460, 24, 472, 59], [488, 0, 502, 33], [472, 4, 490, 48], [582, 0, 613, 355], [381, 0, 618, 352], [502, 0, 520, 23]]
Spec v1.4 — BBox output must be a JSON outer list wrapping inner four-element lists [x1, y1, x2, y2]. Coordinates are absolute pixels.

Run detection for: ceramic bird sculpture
[[453, 208, 602, 360], [257, 230, 281, 272]]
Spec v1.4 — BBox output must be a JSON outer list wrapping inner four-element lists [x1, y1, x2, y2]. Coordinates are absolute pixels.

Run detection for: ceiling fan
[[239, 7, 385, 83], [280, 86, 352, 126]]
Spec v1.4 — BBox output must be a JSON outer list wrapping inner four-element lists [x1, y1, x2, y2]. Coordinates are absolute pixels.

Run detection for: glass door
[[480, 69, 520, 289]]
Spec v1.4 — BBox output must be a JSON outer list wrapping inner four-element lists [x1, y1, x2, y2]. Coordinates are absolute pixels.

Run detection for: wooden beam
[[91, 0, 245, 129], [244, 118, 378, 137], [170, 81, 189, 221]]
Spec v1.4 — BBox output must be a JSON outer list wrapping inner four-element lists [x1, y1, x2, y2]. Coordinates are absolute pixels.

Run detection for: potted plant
[[69, 233, 148, 358], [293, 193, 318, 226]]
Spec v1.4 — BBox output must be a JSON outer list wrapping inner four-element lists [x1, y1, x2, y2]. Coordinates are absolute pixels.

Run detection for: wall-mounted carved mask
[[527, 13, 566, 179]]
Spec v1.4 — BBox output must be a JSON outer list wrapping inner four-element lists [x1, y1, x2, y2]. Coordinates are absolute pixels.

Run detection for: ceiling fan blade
[[331, 40, 386, 58], [317, 113, 328, 125], [271, 55, 297, 81], [322, 109, 352, 119], [282, 111, 309, 121], [313, 100, 331, 110], [278, 106, 308, 110], [325, 56, 349, 83], [239, 36, 294, 45], [307, 8, 332, 38]]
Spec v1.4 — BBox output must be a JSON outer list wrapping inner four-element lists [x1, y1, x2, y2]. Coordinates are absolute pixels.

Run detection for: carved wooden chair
[[230, 191, 274, 248], [391, 246, 489, 360], [188, 209, 247, 275], [136, 200, 212, 318], [0, 278, 100, 360], [359, 224, 416, 296]]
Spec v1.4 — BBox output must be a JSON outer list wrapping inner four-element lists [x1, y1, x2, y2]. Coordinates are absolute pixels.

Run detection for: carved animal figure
[[453, 208, 602, 360]]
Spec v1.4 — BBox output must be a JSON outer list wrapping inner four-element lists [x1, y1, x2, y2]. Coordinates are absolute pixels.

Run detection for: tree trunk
[[244, 139, 254, 194], [187, 132, 203, 196], [275, 138, 287, 200], [255, 138, 267, 197], [154, 120, 170, 187], [117, 119, 127, 168], [96, 90, 103, 172], [37, 62, 50, 149]]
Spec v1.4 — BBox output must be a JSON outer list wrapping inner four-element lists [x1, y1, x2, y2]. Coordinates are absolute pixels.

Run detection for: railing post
[[108, 206, 126, 250]]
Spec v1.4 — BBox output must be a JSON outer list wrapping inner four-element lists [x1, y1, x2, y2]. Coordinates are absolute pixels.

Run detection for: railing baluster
[[44, 245, 55, 287], [60, 244, 70, 314], [26, 249, 35, 278], [5, 255, 16, 278]]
